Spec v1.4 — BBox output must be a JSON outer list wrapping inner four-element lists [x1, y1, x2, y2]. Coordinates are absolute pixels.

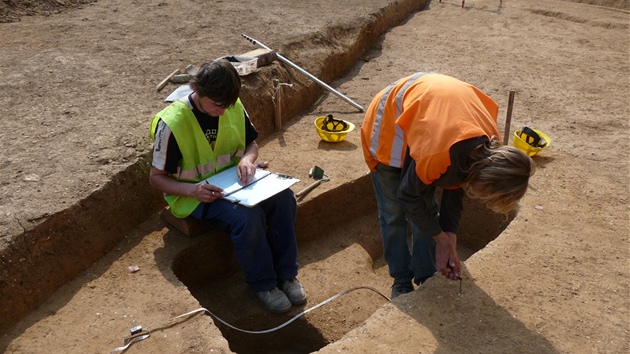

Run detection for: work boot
[[279, 278, 307, 305], [255, 287, 292, 313], [391, 280, 414, 299]]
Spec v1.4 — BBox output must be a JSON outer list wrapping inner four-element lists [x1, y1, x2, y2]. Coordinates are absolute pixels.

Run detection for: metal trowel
[[295, 166, 329, 198]]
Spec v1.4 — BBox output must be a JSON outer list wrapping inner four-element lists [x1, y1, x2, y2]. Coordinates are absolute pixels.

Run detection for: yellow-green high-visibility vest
[[150, 99, 246, 217]]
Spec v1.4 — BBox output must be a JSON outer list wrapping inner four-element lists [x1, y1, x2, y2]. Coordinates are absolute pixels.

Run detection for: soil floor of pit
[[1, 0, 629, 353]]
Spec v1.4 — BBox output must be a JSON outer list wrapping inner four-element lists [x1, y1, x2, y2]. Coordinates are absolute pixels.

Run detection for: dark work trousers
[[191, 188, 299, 292]]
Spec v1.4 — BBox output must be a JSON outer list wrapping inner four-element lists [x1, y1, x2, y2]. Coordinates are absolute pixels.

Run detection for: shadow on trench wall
[[168, 176, 382, 353]]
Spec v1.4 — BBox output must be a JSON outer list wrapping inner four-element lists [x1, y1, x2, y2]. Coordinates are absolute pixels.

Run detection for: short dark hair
[[190, 59, 241, 108]]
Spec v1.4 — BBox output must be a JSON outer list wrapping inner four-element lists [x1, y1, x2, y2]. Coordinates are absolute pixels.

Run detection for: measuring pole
[[242, 34, 364, 112]]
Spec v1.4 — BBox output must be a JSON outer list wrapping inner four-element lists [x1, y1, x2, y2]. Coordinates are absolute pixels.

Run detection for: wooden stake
[[503, 90, 516, 145], [273, 79, 282, 131]]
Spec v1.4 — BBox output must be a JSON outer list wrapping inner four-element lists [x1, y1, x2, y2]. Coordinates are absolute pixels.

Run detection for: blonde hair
[[461, 136, 535, 215]]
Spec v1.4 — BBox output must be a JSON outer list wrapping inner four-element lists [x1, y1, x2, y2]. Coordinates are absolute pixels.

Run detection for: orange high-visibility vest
[[361, 73, 500, 185]]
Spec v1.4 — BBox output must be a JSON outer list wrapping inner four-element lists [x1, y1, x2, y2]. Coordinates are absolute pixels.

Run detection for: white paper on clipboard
[[197, 166, 300, 207]]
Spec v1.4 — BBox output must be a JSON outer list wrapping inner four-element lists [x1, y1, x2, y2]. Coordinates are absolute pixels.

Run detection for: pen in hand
[[201, 180, 223, 200]]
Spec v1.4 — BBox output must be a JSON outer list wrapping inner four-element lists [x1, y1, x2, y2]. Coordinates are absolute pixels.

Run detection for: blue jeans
[[371, 163, 437, 285], [191, 188, 299, 292]]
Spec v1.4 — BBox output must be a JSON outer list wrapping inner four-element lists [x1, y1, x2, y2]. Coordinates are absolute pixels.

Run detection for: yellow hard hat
[[314, 114, 355, 142], [513, 126, 551, 156]]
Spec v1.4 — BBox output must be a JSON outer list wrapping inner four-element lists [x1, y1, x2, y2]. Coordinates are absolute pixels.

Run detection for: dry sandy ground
[[0, 0, 628, 353]]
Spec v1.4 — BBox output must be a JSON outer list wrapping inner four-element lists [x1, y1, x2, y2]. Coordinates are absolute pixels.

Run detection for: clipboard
[[197, 166, 300, 207]]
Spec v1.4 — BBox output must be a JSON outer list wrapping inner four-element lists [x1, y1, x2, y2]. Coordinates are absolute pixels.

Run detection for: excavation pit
[[171, 175, 515, 354]]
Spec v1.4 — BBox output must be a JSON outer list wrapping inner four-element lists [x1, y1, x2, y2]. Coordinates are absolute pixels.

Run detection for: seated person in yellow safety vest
[[149, 60, 306, 313], [361, 73, 535, 299]]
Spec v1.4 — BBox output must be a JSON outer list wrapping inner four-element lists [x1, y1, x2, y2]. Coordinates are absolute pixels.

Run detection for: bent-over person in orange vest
[[361, 73, 535, 299]]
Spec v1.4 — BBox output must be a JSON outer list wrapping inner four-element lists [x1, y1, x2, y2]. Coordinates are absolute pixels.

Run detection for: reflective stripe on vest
[[368, 72, 429, 169]]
